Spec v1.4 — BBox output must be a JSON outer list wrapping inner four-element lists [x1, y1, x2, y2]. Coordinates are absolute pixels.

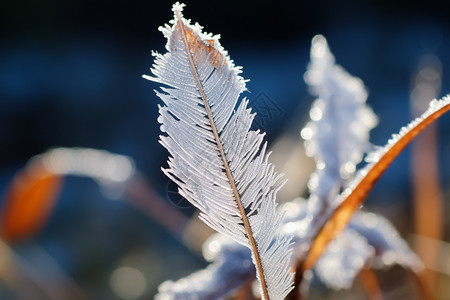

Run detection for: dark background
[[1, 0, 449, 298]]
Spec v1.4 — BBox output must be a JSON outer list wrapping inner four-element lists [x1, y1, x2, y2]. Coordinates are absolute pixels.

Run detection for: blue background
[[1, 0, 449, 298]]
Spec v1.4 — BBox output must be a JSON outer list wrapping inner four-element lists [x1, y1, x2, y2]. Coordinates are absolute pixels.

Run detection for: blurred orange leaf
[[0, 161, 64, 243], [302, 99, 450, 272]]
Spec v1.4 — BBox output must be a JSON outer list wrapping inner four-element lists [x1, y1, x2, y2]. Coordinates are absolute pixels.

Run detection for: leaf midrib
[[175, 11, 270, 300]]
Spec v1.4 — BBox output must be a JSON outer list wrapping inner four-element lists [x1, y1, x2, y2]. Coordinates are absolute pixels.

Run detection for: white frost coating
[[155, 199, 427, 297], [156, 209, 313, 299], [315, 229, 374, 290], [336, 95, 450, 207], [156, 243, 254, 300], [302, 35, 377, 207], [144, 3, 293, 299], [349, 211, 423, 272], [202, 232, 243, 262], [38, 147, 135, 183]]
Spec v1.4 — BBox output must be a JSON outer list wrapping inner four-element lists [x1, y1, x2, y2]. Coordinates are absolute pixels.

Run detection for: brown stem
[[411, 124, 442, 296], [359, 267, 383, 300], [409, 270, 432, 300], [289, 99, 449, 299], [302, 100, 450, 272]]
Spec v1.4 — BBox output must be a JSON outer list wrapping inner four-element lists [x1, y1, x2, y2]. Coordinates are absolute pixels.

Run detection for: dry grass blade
[[287, 98, 450, 299], [410, 56, 443, 296], [302, 98, 449, 272], [0, 160, 64, 243]]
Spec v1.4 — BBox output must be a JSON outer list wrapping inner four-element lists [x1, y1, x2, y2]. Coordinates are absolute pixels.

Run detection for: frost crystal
[[303, 35, 377, 210], [315, 229, 374, 290], [349, 211, 423, 272]]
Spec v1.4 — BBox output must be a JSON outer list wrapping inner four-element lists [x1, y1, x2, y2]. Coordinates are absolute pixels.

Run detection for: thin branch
[[359, 267, 383, 300]]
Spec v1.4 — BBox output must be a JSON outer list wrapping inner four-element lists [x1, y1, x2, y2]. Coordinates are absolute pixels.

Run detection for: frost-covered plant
[[144, 3, 294, 299], [144, 3, 450, 300]]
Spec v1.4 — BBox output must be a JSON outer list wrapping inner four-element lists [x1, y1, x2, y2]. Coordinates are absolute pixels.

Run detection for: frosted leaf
[[145, 3, 294, 299], [301, 95, 449, 282], [312, 210, 424, 291], [349, 211, 423, 272], [155, 201, 424, 297], [156, 243, 254, 300], [277, 198, 321, 262], [303, 35, 377, 207], [315, 229, 374, 290], [156, 198, 317, 300]]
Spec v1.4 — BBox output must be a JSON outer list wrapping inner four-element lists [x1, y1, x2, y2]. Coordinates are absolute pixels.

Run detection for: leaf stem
[[175, 10, 270, 300]]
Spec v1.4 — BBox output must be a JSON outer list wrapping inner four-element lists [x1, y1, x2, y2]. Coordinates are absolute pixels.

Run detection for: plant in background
[[144, 3, 450, 299]]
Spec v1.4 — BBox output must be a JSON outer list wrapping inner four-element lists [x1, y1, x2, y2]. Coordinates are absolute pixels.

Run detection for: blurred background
[[1, 0, 450, 299]]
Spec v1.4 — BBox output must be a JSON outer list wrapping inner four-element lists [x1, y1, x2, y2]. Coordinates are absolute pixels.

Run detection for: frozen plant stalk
[[143, 3, 294, 299]]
